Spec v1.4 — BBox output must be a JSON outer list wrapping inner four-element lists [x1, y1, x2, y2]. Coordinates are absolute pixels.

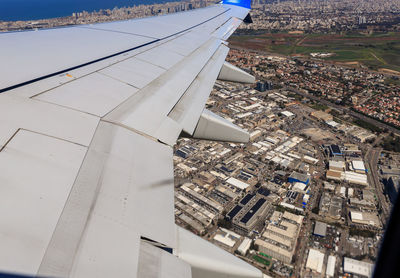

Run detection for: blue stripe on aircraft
[[222, 0, 251, 9]]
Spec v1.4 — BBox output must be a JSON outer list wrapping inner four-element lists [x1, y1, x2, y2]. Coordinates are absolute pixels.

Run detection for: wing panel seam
[[0, 8, 231, 94]]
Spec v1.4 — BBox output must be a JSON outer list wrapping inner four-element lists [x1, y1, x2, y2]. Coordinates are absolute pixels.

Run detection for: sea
[[0, 0, 175, 21]]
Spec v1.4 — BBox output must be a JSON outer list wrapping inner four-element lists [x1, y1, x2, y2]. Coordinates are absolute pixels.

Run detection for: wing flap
[[103, 37, 222, 140], [168, 44, 229, 136]]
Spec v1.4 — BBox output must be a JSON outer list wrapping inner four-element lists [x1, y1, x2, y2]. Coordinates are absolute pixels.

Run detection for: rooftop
[[344, 257, 374, 277], [306, 248, 325, 274], [313, 221, 327, 237]]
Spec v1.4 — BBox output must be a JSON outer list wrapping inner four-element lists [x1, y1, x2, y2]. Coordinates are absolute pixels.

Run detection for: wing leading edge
[[0, 0, 261, 277]]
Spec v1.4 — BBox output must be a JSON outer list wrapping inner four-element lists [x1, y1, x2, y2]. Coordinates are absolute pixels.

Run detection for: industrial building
[[214, 185, 239, 201], [343, 171, 368, 186], [319, 192, 342, 220], [256, 81, 272, 92], [329, 160, 345, 171], [343, 257, 374, 277], [350, 211, 381, 227], [326, 170, 342, 181], [328, 144, 342, 157], [230, 195, 270, 235], [326, 256, 336, 278], [313, 221, 327, 237], [386, 176, 400, 204], [255, 239, 293, 264], [288, 171, 310, 185], [255, 211, 303, 264], [175, 212, 205, 235], [349, 190, 375, 208], [305, 248, 325, 274], [226, 177, 250, 191], [237, 237, 252, 255], [326, 170, 368, 186], [213, 228, 241, 249], [281, 111, 295, 118], [351, 160, 367, 173], [180, 183, 224, 213]]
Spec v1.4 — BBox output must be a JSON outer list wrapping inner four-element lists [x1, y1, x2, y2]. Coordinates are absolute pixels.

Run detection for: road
[[284, 87, 400, 136]]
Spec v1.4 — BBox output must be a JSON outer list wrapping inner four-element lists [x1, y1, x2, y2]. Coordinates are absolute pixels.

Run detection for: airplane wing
[[0, 0, 261, 277]]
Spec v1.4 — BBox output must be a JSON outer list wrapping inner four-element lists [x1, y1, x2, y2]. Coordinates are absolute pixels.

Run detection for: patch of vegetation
[[311, 103, 329, 111], [329, 109, 342, 117], [229, 32, 400, 72], [381, 135, 400, 152], [385, 77, 400, 86], [333, 117, 343, 124], [349, 227, 376, 238], [287, 92, 304, 101], [353, 119, 382, 133], [253, 255, 271, 266], [259, 252, 273, 259]]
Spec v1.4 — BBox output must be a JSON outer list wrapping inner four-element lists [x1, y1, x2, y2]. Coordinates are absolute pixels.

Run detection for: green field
[[229, 31, 400, 72]]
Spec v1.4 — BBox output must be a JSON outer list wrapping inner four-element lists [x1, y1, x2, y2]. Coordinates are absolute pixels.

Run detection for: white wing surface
[[0, 1, 260, 277]]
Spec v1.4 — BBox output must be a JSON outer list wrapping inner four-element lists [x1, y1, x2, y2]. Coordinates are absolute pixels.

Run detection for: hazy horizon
[[0, 0, 176, 21]]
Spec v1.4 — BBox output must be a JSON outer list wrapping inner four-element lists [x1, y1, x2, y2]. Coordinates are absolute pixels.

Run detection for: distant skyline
[[0, 0, 175, 21]]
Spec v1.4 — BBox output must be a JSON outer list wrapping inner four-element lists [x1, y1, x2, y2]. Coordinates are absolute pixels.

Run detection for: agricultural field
[[229, 31, 400, 73]]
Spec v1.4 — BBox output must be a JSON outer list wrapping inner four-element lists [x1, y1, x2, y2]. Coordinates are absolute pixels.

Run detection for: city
[[1, 0, 400, 277], [173, 74, 394, 277]]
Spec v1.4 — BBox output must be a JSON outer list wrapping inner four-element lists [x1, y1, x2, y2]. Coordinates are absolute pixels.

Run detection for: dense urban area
[[2, 0, 400, 277]]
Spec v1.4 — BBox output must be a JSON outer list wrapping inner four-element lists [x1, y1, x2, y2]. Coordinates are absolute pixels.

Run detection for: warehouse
[[226, 177, 250, 190], [250, 130, 262, 141], [350, 211, 380, 227], [281, 110, 295, 118], [180, 183, 224, 213], [329, 144, 342, 156], [351, 160, 367, 173], [213, 228, 241, 248], [313, 221, 327, 237], [326, 256, 336, 278], [326, 170, 342, 181], [306, 248, 325, 274], [326, 171, 369, 186], [343, 171, 368, 186], [343, 257, 374, 277], [304, 155, 318, 165], [288, 171, 310, 185], [257, 211, 303, 264], [255, 239, 293, 264], [237, 237, 252, 255], [329, 160, 345, 171], [232, 197, 269, 235]]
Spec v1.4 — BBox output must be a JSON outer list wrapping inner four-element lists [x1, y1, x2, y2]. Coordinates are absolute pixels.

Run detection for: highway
[[285, 87, 400, 136]]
